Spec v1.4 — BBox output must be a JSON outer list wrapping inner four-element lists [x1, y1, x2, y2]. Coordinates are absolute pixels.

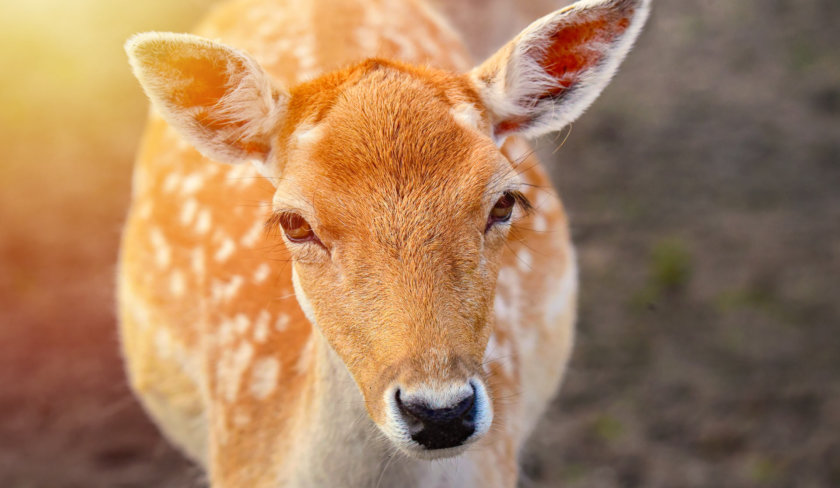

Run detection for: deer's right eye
[[279, 213, 317, 243]]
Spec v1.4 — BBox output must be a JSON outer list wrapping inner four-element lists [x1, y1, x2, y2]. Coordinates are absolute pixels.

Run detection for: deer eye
[[486, 192, 516, 231], [279, 213, 317, 243]]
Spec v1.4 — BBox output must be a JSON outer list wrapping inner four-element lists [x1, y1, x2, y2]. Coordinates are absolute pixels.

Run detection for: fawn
[[120, 0, 650, 485]]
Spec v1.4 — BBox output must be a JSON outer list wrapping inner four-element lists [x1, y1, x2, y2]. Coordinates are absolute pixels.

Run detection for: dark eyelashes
[[264, 212, 285, 236], [508, 190, 534, 215]]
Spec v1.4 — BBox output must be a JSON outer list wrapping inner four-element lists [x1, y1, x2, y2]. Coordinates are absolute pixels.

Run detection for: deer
[[119, 0, 650, 486]]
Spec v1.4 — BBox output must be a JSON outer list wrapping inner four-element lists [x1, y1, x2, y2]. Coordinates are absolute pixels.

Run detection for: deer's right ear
[[469, 0, 650, 144], [126, 32, 288, 170]]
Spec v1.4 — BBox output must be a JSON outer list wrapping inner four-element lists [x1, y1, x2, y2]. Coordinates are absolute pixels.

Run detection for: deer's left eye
[[486, 192, 516, 231]]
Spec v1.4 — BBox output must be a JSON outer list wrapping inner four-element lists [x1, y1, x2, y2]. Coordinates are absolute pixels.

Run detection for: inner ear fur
[[126, 32, 289, 166], [469, 0, 651, 142]]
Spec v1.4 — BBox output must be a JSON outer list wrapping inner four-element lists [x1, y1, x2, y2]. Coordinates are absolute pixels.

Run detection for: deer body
[[120, 0, 649, 486]]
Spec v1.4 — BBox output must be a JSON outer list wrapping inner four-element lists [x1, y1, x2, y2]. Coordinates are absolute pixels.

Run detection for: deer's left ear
[[469, 0, 650, 143]]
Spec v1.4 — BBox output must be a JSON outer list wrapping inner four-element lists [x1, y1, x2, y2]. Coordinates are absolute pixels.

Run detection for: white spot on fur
[[384, 30, 417, 60], [494, 265, 522, 338], [219, 342, 254, 402], [176, 135, 193, 152], [256, 20, 276, 38], [212, 275, 244, 303], [215, 238, 236, 262], [292, 123, 325, 150], [533, 213, 548, 233], [253, 310, 271, 343], [181, 173, 203, 195], [180, 198, 198, 226], [249, 356, 280, 400], [191, 247, 205, 277], [253, 263, 270, 283], [355, 1, 435, 64], [494, 288, 511, 324], [484, 332, 515, 377], [414, 0, 470, 70], [195, 209, 212, 235], [275, 313, 290, 332], [169, 270, 185, 296], [450, 103, 482, 131], [354, 26, 378, 55], [155, 328, 173, 359], [241, 219, 264, 247], [484, 334, 498, 367], [149, 227, 171, 268], [517, 248, 533, 272], [505, 137, 532, 164], [226, 275, 244, 301], [225, 164, 256, 187], [203, 163, 222, 178], [125, 291, 152, 330], [218, 317, 236, 346], [137, 200, 153, 220], [162, 173, 180, 193], [234, 313, 251, 335], [544, 249, 578, 326]]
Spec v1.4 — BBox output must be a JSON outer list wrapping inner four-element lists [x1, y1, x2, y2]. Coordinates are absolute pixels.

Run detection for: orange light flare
[[0, 1, 216, 484]]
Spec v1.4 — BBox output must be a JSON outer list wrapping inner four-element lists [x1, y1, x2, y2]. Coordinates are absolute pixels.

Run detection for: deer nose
[[395, 386, 477, 450]]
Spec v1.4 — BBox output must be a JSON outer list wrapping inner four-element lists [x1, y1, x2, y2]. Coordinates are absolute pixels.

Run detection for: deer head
[[126, 0, 649, 459]]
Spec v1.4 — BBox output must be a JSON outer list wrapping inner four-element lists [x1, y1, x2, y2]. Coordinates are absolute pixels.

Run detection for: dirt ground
[[1, 1, 838, 487]]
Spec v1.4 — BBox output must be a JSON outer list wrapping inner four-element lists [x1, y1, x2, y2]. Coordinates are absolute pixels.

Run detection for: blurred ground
[[0, 1, 838, 487]]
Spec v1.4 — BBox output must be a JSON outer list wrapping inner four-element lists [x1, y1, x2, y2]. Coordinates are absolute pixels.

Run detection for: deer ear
[[126, 32, 288, 168], [469, 0, 650, 143]]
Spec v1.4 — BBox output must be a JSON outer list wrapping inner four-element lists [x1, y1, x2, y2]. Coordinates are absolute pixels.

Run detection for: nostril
[[457, 393, 475, 419], [395, 389, 424, 435]]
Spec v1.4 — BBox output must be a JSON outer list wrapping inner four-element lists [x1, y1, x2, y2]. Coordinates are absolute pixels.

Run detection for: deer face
[[126, 0, 649, 458], [272, 65, 518, 455]]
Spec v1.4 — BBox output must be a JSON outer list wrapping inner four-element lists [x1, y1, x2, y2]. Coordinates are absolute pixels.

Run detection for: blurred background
[[0, 0, 837, 487]]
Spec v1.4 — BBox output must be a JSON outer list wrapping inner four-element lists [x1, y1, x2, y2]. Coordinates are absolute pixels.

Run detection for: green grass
[[630, 237, 693, 310], [749, 456, 783, 484], [592, 414, 624, 443]]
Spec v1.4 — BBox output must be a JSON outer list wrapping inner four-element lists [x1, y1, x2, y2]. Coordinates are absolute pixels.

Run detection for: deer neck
[[281, 329, 391, 486], [284, 327, 474, 487]]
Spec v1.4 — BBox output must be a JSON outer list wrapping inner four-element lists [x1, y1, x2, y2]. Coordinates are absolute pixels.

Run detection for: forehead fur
[[283, 61, 503, 244]]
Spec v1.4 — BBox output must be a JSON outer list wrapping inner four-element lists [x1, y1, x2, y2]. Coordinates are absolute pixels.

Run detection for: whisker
[[551, 123, 573, 154], [375, 448, 399, 488]]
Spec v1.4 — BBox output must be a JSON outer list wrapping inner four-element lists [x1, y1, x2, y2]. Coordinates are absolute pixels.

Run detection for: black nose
[[396, 389, 477, 450]]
